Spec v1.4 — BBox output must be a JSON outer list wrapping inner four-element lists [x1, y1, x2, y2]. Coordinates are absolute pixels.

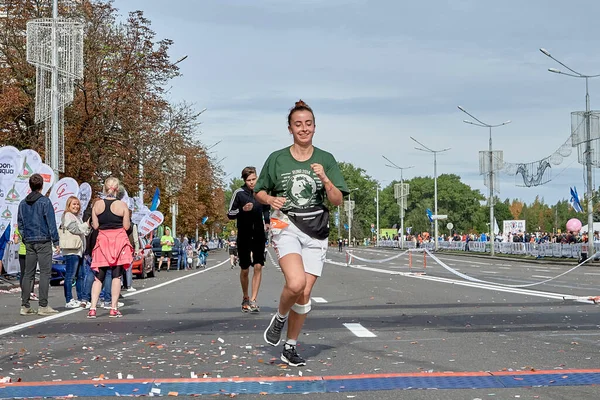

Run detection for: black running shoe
[[281, 344, 306, 367], [264, 314, 286, 346]]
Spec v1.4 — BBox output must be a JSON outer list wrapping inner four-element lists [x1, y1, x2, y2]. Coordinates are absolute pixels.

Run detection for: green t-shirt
[[255, 146, 349, 211], [15, 227, 26, 256], [161, 235, 174, 251]]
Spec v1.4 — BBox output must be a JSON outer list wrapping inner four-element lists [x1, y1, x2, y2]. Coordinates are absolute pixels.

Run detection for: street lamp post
[[540, 48, 600, 257], [409, 138, 450, 251], [376, 183, 380, 247], [347, 188, 359, 246], [383, 156, 413, 248], [458, 106, 511, 256]]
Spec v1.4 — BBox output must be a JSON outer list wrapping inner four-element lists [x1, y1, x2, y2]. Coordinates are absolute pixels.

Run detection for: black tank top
[[98, 199, 124, 230]]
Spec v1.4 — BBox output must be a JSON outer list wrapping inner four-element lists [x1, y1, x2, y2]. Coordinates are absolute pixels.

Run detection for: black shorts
[[93, 265, 124, 283], [162, 251, 172, 258], [229, 248, 238, 256], [238, 240, 265, 270]]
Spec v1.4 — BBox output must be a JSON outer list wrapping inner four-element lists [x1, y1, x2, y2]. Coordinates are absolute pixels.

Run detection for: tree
[[509, 199, 524, 219], [0, 1, 225, 238]]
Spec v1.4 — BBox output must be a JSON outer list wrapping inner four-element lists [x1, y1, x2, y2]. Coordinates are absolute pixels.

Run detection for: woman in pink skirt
[[88, 177, 133, 318]]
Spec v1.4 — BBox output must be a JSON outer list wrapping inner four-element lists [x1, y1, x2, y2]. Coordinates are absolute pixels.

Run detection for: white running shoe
[[103, 301, 124, 309], [65, 299, 81, 308], [126, 287, 137, 292]]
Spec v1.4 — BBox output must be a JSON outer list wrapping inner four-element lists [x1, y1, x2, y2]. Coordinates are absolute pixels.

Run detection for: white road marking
[[584, 272, 600, 276], [312, 297, 328, 303], [532, 275, 553, 279], [481, 271, 498, 274], [343, 323, 377, 337], [339, 263, 597, 304], [534, 269, 550, 272], [0, 258, 231, 338], [498, 267, 511, 270]]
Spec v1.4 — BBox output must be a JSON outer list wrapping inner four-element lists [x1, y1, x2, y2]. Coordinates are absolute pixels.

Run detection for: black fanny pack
[[285, 206, 330, 240]]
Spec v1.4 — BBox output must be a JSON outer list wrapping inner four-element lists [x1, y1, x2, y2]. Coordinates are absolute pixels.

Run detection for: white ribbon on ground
[[346, 249, 409, 264], [424, 248, 599, 288]]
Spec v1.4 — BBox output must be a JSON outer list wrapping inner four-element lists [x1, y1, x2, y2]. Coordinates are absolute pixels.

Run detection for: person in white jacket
[[61, 196, 91, 308]]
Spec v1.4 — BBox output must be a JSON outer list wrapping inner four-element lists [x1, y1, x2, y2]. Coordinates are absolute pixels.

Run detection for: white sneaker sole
[[280, 353, 306, 367]]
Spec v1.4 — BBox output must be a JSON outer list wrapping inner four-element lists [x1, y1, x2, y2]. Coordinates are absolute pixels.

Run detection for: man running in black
[[227, 167, 270, 313], [227, 230, 238, 269]]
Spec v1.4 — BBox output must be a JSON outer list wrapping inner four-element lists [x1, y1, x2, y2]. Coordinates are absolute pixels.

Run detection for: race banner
[[131, 196, 150, 225], [12, 149, 44, 205], [138, 210, 164, 237], [48, 177, 80, 227], [38, 164, 56, 196]]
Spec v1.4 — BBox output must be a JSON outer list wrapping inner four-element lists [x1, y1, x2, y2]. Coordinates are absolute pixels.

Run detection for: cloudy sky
[[113, 0, 600, 204]]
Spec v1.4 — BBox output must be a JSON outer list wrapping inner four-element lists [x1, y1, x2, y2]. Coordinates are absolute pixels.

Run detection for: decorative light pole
[[409, 138, 450, 251], [540, 48, 600, 257], [346, 188, 359, 246], [383, 156, 413, 249], [458, 106, 510, 256]]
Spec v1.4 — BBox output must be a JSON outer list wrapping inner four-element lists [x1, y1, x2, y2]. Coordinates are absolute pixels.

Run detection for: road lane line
[[343, 323, 377, 337], [340, 263, 596, 304], [0, 258, 230, 338], [481, 271, 498, 274], [312, 297, 328, 303], [532, 275, 553, 279]]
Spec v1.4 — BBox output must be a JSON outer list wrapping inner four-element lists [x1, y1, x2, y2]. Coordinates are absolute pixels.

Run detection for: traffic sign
[[432, 214, 448, 220], [447, 222, 454, 230]]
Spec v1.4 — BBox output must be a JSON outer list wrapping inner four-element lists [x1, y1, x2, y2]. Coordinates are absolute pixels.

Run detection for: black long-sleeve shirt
[[227, 185, 270, 242]]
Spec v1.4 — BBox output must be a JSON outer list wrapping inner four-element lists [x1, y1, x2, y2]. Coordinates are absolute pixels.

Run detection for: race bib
[[270, 210, 289, 234]]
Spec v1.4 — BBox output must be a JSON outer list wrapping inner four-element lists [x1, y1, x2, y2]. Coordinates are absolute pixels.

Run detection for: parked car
[[130, 237, 156, 279], [151, 237, 182, 270], [50, 254, 67, 286]]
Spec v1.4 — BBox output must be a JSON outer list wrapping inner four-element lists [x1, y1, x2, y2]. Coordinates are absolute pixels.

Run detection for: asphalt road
[[1, 246, 600, 399]]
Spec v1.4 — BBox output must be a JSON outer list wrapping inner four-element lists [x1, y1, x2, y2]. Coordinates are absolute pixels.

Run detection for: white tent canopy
[[580, 222, 600, 233]]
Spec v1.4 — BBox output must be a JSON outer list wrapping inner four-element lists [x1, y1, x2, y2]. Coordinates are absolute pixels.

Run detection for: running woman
[[228, 167, 270, 313], [227, 230, 238, 268], [255, 100, 348, 366]]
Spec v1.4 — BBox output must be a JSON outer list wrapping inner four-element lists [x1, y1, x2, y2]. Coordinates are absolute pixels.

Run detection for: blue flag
[[426, 208, 433, 222], [201, 216, 208, 225], [150, 188, 160, 211], [570, 187, 583, 213], [343, 223, 349, 231]]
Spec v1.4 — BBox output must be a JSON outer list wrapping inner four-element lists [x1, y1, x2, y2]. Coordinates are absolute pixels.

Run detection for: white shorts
[[271, 220, 328, 277]]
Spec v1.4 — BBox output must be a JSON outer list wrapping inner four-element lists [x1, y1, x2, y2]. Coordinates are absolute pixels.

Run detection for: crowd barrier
[[377, 240, 587, 258]]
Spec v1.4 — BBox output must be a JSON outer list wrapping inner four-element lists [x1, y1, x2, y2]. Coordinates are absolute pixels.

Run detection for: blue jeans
[[64, 255, 79, 303], [73, 255, 85, 301], [81, 255, 95, 302], [199, 252, 207, 266], [125, 263, 133, 288], [100, 268, 112, 302]]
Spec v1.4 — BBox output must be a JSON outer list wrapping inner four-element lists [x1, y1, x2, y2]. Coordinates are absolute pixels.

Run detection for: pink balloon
[[566, 218, 582, 232]]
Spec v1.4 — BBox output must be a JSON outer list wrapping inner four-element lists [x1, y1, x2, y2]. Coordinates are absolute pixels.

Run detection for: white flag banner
[[0, 146, 22, 185], [0, 146, 23, 220], [17, 149, 43, 181], [0, 202, 17, 238], [131, 196, 149, 225], [49, 177, 80, 228], [138, 210, 164, 237], [77, 182, 92, 217], [13, 149, 44, 200], [38, 164, 56, 196]]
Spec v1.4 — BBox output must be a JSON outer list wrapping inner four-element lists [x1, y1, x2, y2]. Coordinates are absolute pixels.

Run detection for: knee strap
[[291, 300, 312, 315]]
